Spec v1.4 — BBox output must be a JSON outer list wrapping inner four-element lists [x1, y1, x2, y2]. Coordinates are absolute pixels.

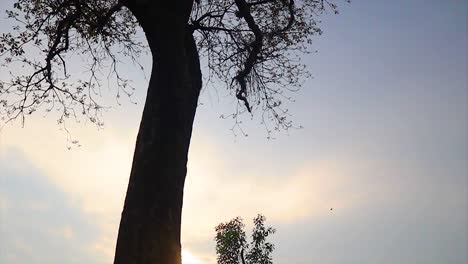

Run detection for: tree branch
[[233, 0, 265, 112]]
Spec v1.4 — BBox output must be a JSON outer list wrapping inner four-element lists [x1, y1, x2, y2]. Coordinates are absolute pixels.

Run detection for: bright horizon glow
[[182, 249, 202, 264]]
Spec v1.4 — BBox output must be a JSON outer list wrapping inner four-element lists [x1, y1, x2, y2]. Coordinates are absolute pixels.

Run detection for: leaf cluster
[[215, 214, 276, 264], [191, 0, 346, 133], [0, 0, 141, 128], [0, 0, 347, 134]]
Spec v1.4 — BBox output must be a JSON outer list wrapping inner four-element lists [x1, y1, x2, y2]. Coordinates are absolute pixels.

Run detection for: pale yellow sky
[[2, 117, 369, 262]]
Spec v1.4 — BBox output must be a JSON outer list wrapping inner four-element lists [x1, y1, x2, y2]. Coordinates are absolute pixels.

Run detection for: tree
[[0, 0, 346, 263], [215, 214, 276, 264]]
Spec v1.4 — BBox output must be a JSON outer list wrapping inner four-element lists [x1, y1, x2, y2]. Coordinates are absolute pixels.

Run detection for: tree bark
[[114, 1, 200, 263]]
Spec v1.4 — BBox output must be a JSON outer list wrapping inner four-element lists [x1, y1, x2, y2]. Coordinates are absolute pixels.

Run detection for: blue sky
[[1, 0, 467, 263]]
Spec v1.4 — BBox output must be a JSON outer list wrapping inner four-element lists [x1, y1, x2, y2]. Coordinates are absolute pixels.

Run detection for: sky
[[0, 0, 467, 263]]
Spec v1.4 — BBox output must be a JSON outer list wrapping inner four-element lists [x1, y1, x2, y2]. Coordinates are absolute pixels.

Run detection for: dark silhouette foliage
[[0, 0, 346, 132], [0, 0, 142, 127], [215, 214, 276, 264]]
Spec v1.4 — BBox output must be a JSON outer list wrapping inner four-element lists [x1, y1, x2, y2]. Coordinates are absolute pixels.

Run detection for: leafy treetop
[[215, 214, 276, 264], [0, 0, 345, 132]]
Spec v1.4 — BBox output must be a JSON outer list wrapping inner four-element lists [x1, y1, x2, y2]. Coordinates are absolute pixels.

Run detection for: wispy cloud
[[0, 147, 102, 264]]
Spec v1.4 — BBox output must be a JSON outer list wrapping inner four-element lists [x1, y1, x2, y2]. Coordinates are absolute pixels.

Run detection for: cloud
[[0, 195, 7, 210], [182, 133, 467, 263], [2, 111, 465, 264], [61, 226, 75, 240], [0, 147, 101, 264], [1, 119, 137, 262], [181, 136, 381, 260]]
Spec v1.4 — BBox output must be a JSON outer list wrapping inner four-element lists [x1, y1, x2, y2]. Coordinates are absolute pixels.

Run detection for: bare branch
[[0, 0, 142, 129], [191, 0, 346, 132]]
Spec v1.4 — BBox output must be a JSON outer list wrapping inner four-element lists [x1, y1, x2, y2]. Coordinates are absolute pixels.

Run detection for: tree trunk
[[114, 2, 200, 263]]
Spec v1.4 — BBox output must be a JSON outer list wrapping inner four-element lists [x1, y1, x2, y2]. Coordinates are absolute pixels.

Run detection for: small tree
[[215, 214, 276, 264]]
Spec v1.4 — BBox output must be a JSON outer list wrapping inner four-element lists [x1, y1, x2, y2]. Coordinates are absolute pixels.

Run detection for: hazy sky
[[1, 0, 467, 264]]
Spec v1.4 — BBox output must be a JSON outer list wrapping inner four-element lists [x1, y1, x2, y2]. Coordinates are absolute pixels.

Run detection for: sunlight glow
[[182, 249, 202, 264]]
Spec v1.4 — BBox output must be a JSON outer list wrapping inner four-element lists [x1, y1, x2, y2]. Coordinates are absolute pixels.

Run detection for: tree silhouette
[[215, 214, 275, 264], [0, 0, 346, 263]]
